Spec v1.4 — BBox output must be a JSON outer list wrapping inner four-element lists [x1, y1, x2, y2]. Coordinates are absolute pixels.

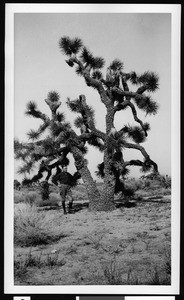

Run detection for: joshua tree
[[14, 36, 159, 211]]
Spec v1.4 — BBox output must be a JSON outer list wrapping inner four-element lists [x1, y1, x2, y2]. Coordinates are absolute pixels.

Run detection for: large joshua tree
[[15, 36, 159, 211]]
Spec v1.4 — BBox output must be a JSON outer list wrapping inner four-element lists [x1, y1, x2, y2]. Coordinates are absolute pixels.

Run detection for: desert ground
[[14, 178, 171, 285]]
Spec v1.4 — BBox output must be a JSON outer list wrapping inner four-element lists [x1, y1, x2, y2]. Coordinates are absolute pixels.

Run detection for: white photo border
[[5, 3, 181, 295]]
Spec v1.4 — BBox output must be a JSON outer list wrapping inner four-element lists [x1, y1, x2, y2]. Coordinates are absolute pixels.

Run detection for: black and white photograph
[[5, 3, 181, 295]]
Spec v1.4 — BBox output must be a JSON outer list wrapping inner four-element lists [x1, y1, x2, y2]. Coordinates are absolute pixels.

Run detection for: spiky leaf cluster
[[109, 59, 124, 71], [87, 135, 104, 152], [140, 159, 153, 173], [59, 36, 83, 56], [41, 137, 58, 155], [80, 47, 105, 69], [134, 95, 159, 115], [14, 139, 27, 153], [143, 122, 151, 132], [47, 91, 60, 103], [137, 71, 159, 92], [17, 160, 34, 175], [124, 125, 146, 143], [50, 122, 62, 137], [25, 101, 43, 119], [67, 98, 95, 128], [27, 129, 41, 141], [65, 58, 74, 67], [74, 116, 84, 128], [75, 65, 83, 76], [92, 70, 103, 80], [56, 112, 65, 122], [129, 71, 138, 85], [67, 98, 83, 113], [120, 167, 130, 177]]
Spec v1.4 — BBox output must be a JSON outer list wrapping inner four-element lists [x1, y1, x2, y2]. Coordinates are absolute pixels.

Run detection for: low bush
[[102, 256, 123, 285], [14, 249, 66, 280], [49, 192, 61, 203], [14, 191, 25, 204], [14, 204, 66, 247], [25, 191, 42, 205], [37, 194, 61, 207]]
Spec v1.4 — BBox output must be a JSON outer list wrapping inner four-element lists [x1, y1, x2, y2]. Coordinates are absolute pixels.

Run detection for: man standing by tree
[[52, 166, 75, 214]]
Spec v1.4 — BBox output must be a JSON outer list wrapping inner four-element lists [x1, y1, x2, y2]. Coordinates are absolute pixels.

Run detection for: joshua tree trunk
[[72, 145, 116, 211], [97, 106, 116, 211], [71, 146, 101, 209], [98, 150, 116, 211]]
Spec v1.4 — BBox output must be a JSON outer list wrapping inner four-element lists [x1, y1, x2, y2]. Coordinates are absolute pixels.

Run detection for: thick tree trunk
[[71, 146, 101, 208], [99, 148, 116, 211], [71, 103, 117, 212], [71, 146, 116, 211], [98, 105, 116, 211]]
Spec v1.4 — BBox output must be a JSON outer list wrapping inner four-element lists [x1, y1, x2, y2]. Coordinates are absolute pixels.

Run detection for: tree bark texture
[[71, 146, 101, 208]]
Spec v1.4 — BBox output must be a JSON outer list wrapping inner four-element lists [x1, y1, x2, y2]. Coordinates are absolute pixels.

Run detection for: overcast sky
[[14, 12, 171, 180]]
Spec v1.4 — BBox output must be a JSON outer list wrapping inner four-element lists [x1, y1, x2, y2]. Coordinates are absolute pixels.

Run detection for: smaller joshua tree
[[15, 36, 160, 211], [14, 92, 81, 189]]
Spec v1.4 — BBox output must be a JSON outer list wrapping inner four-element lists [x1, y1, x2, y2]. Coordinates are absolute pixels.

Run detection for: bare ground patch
[[14, 195, 171, 285]]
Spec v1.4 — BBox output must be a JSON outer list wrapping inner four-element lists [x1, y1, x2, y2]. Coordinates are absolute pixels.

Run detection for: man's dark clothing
[[53, 171, 74, 214], [53, 171, 73, 185]]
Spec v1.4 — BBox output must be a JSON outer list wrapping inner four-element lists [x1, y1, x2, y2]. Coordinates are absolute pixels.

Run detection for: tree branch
[[122, 142, 158, 172], [127, 102, 148, 136], [72, 57, 112, 107]]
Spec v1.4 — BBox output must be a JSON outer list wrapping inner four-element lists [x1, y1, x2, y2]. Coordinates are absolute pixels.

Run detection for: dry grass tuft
[[14, 204, 67, 247]]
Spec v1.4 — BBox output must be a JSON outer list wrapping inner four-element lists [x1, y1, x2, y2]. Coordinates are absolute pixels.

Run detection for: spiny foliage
[[80, 47, 105, 69], [25, 101, 43, 119], [66, 96, 96, 129], [59, 36, 83, 55], [27, 129, 41, 141], [109, 59, 124, 71], [134, 95, 159, 115], [47, 91, 60, 102], [92, 70, 103, 80], [123, 125, 146, 143], [137, 71, 159, 92]]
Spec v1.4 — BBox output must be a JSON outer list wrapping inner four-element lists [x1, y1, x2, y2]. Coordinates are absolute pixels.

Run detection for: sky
[[14, 12, 171, 181]]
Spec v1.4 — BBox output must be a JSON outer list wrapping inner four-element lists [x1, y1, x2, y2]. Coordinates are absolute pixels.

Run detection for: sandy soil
[[14, 195, 171, 285]]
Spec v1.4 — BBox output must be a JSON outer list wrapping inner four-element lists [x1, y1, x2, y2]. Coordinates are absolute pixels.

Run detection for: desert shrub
[[14, 204, 66, 247], [14, 249, 66, 280], [72, 189, 87, 201], [14, 191, 25, 204], [49, 192, 61, 202], [102, 256, 123, 284], [45, 252, 66, 268], [127, 179, 144, 191], [144, 179, 151, 189], [37, 193, 61, 207], [25, 191, 42, 205], [126, 267, 140, 285], [14, 257, 28, 279], [74, 184, 86, 193], [147, 264, 171, 285]]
